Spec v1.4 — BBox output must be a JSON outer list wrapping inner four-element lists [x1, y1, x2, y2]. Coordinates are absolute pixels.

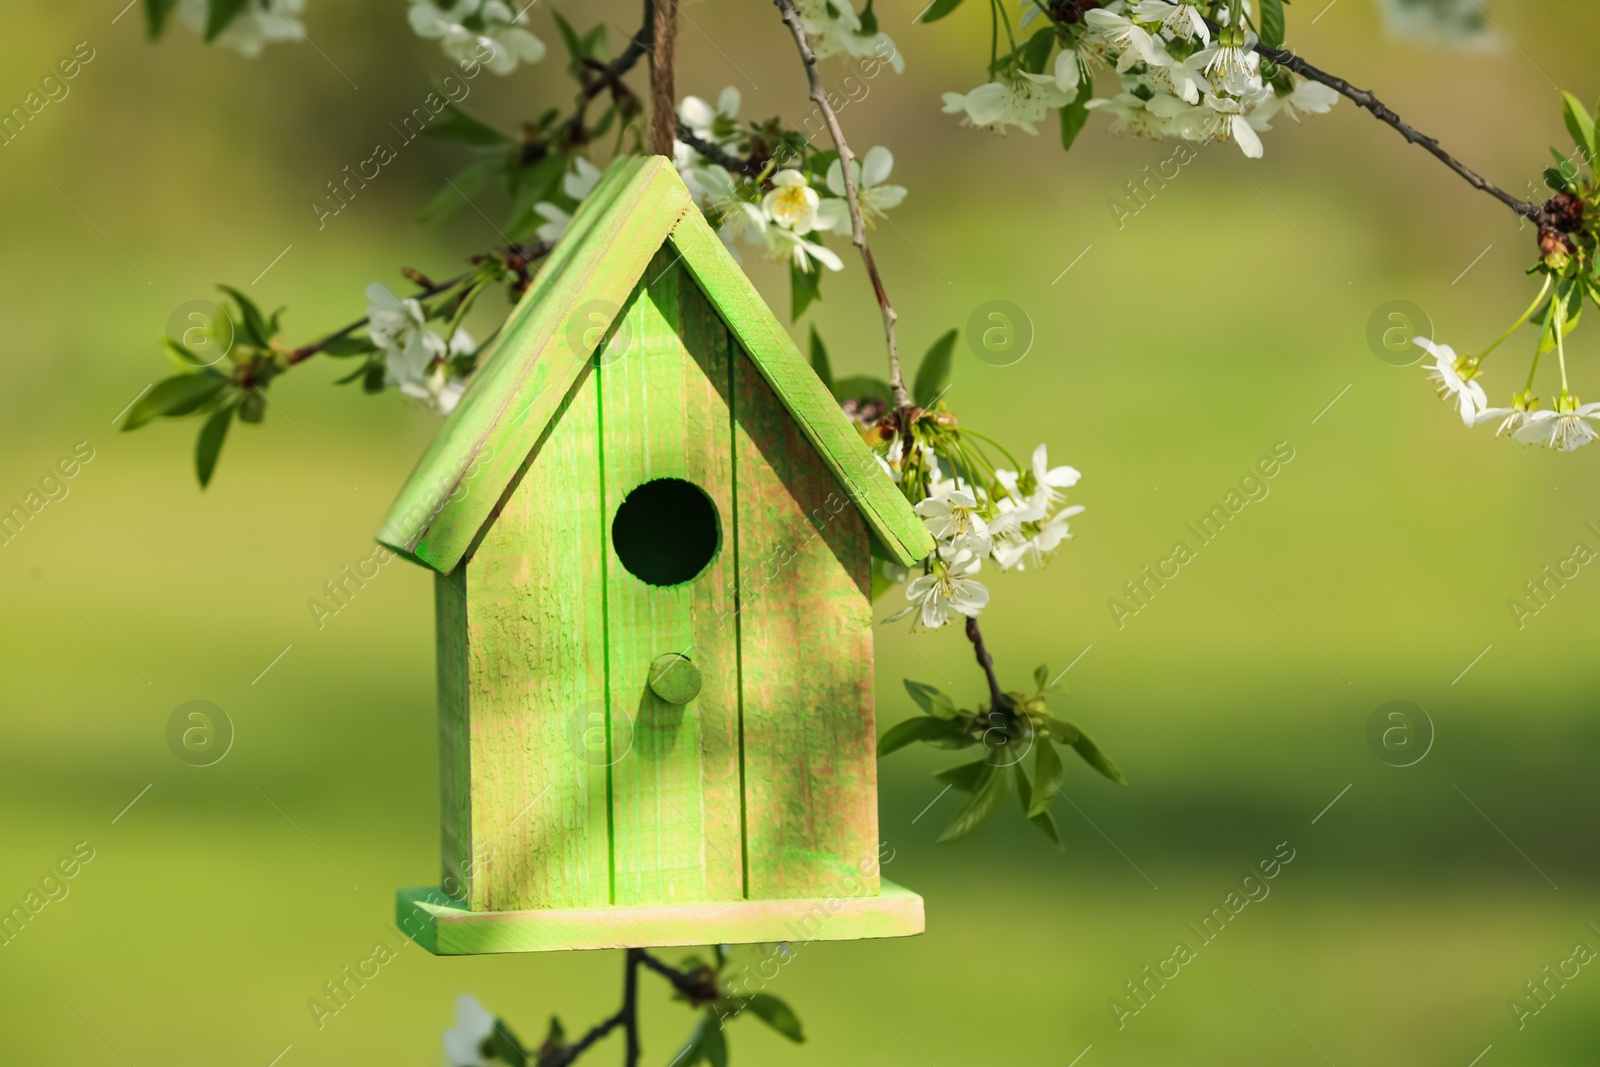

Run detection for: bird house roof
[[377, 155, 933, 574]]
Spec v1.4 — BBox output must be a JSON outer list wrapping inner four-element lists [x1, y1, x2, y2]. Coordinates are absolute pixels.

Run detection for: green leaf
[[1260, 0, 1287, 48], [1014, 763, 1062, 846], [488, 1018, 528, 1067], [145, 0, 179, 37], [581, 21, 610, 61], [164, 337, 211, 370], [857, 0, 879, 33], [218, 285, 273, 348], [1562, 279, 1584, 336], [543, 1016, 565, 1047], [919, 0, 966, 22], [808, 327, 833, 392], [675, 1012, 728, 1067], [205, 0, 249, 41], [1563, 91, 1596, 163], [194, 404, 233, 489], [552, 11, 585, 72], [938, 760, 1005, 842], [1545, 166, 1571, 194], [1021, 27, 1054, 75], [1071, 728, 1127, 786], [123, 373, 230, 430], [1046, 717, 1081, 744], [238, 388, 266, 424], [790, 260, 823, 320], [903, 679, 959, 719], [935, 758, 990, 793], [877, 716, 967, 757], [1033, 664, 1049, 690], [1059, 78, 1094, 151], [504, 154, 570, 238], [746, 994, 805, 1042], [318, 334, 376, 357], [419, 157, 500, 225], [913, 328, 957, 407], [424, 103, 512, 146], [1029, 736, 1063, 816], [831, 375, 892, 404]]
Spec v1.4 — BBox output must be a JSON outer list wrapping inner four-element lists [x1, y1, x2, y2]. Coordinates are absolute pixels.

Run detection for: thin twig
[[568, 13, 653, 139], [285, 241, 552, 364], [623, 948, 642, 1067], [638, 950, 715, 998], [548, 1008, 627, 1067], [1250, 39, 1550, 224], [965, 617, 1010, 713], [773, 0, 912, 412], [676, 122, 763, 178]]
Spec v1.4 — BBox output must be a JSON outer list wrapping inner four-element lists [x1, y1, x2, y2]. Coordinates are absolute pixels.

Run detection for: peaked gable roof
[[378, 155, 933, 574]]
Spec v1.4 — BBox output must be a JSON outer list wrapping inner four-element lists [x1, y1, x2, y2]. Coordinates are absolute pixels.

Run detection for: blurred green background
[[3, 1, 1599, 1064]]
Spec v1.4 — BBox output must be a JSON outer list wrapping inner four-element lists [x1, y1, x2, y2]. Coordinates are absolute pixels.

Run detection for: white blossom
[[762, 226, 844, 273], [1084, 9, 1172, 72], [1087, 91, 1175, 139], [761, 170, 823, 234], [1514, 397, 1600, 451], [443, 995, 496, 1066], [1253, 79, 1341, 123], [943, 74, 1072, 135], [1415, 337, 1488, 427], [1135, 1, 1210, 44], [1195, 31, 1262, 97], [793, 0, 905, 73], [678, 87, 741, 146], [409, 0, 546, 76], [1474, 394, 1536, 439], [906, 555, 990, 629], [915, 480, 993, 560], [177, 0, 304, 57], [532, 157, 603, 243], [366, 283, 474, 415], [816, 145, 906, 231]]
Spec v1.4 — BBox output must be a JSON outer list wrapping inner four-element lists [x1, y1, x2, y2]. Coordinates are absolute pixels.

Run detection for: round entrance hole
[[610, 478, 721, 587]]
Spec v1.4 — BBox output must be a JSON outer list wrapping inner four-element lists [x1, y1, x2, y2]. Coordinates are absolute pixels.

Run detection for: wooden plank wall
[[602, 252, 744, 906], [731, 347, 879, 899], [453, 373, 612, 911]]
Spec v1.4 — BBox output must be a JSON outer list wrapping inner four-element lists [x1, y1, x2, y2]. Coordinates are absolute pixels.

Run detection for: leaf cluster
[[668, 946, 805, 1066], [880, 671, 1125, 846]]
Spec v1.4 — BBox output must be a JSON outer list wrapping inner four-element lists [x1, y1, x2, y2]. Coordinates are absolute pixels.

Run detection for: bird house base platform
[[396, 881, 925, 955]]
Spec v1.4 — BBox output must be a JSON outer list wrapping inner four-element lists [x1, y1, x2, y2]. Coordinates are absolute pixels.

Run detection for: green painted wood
[[459, 370, 611, 911], [435, 568, 471, 900], [732, 345, 880, 899], [648, 654, 702, 705], [602, 252, 744, 906], [667, 209, 934, 568], [379, 156, 693, 573], [379, 156, 932, 576], [396, 879, 924, 955]]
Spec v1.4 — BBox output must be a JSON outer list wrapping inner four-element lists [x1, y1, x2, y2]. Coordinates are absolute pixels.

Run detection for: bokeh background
[[3, 1, 1599, 1064]]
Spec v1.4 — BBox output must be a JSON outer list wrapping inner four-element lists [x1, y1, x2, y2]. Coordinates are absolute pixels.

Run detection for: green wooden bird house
[[381, 156, 934, 955]]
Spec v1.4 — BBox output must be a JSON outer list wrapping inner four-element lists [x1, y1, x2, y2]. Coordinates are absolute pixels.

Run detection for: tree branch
[[1252, 40, 1552, 225], [623, 948, 642, 1067], [773, 0, 913, 413], [675, 122, 763, 178], [285, 241, 552, 365], [965, 617, 1010, 713], [649, 0, 680, 156]]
